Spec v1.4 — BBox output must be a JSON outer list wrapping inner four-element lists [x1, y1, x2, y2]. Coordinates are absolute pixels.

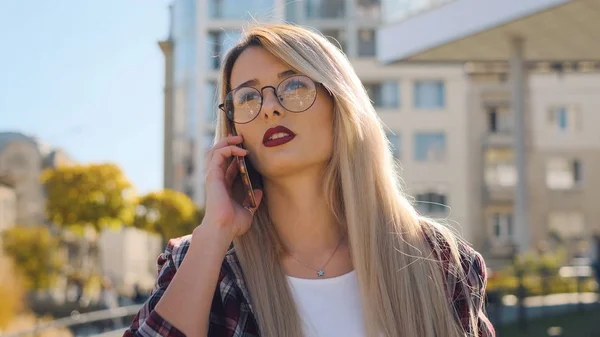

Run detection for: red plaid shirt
[[124, 233, 495, 337]]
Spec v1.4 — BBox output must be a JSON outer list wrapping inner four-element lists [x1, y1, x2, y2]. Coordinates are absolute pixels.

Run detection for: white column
[[509, 36, 529, 253]]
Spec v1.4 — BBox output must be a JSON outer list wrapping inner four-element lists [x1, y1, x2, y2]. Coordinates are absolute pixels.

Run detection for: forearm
[[155, 224, 233, 336]]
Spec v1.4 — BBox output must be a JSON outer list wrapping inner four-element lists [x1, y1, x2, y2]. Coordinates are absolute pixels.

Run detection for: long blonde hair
[[215, 24, 479, 337]]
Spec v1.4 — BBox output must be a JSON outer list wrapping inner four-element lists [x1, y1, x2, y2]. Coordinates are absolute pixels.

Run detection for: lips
[[263, 125, 296, 147]]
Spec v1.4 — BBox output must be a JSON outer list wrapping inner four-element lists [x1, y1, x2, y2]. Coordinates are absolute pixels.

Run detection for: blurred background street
[[1, 0, 599, 336]]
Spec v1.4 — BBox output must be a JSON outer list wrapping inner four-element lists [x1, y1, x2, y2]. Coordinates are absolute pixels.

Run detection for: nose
[[260, 86, 284, 119]]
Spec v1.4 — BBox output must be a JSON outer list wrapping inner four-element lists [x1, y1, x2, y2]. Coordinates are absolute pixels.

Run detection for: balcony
[[484, 184, 514, 203], [382, 0, 456, 24], [483, 131, 512, 147]]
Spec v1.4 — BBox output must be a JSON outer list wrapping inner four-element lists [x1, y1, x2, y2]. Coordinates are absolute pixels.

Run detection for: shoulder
[[426, 225, 487, 301]]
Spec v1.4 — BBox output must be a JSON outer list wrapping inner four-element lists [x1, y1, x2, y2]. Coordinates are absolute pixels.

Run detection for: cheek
[[236, 125, 263, 151]]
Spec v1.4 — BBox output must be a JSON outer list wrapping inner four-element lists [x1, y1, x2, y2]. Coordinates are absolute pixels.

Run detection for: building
[[0, 175, 17, 254], [98, 226, 163, 294], [468, 69, 600, 266], [0, 132, 76, 226], [160, 0, 469, 229], [377, 0, 600, 264]]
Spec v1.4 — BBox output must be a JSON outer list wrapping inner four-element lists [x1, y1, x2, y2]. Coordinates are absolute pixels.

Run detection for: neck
[[263, 169, 344, 257]]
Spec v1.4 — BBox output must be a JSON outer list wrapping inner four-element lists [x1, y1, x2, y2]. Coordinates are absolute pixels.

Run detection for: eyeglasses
[[219, 75, 322, 124]]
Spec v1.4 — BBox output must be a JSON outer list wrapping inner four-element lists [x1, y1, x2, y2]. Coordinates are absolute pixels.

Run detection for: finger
[[225, 158, 239, 187], [206, 146, 248, 181], [205, 135, 243, 165]]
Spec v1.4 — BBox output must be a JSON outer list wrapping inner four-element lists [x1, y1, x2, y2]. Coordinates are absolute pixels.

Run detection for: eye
[[236, 91, 259, 104], [283, 79, 306, 93]]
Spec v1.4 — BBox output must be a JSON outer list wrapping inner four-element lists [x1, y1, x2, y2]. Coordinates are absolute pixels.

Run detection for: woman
[[124, 24, 494, 337]]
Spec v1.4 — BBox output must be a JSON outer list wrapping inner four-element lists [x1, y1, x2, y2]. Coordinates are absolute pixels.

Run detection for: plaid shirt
[[124, 233, 495, 337]]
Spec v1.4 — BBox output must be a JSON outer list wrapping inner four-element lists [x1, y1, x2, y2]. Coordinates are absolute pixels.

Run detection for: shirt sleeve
[[123, 239, 186, 337]]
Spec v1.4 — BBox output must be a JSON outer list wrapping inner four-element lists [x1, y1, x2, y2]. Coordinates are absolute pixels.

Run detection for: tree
[[0, 258, 25, 329], [133, 190, 200, 242], [1, 226, 63, 290], [41, 163, 135, 232]]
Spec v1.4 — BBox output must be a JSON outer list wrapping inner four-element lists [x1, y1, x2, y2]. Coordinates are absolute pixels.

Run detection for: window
[[321, 30, 346, 52], [208, 0, 275, 19], [358, 29, 376, 57], [186, 81, 197, 139], [486, 105, 512, 133], [484, 148, 516, 187], [491, 212, 513, 244], [414, 132, 446, 161], [205, 81, 217, 123], [548, 212, 584, 239], [548, 105, 581, 132], [414, 81, 445, 108], [415, 192, 448, 214], [364, 81, 399, 108], [306, 0, 345, 18], [207, 31, 242, 70], [356, 0, 381, 21], [386, 132, 401, 159], [546, 158, 582, 189]]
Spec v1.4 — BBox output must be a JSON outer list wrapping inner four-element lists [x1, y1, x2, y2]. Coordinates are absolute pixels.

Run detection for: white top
[[287, 270, 367, 337]]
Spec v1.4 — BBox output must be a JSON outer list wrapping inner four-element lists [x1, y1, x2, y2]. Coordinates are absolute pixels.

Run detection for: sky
[[0, 0, 170, 194]]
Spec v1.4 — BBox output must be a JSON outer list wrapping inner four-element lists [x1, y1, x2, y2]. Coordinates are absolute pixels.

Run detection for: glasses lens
[[277, 76, 317, 112], [227, 87, 262, 123]]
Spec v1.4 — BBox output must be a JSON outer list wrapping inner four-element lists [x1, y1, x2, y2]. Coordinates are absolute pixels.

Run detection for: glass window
[[186, 81, 197, 139], [414, 80, 445, 109], [285, 2, 300, 22], [415, 192, 448, 214], [547, 105, 581, 132], [486, 105, 511, 133], [365, 81, 399, 108], [358, 29, 376, 57], [357, 0, 381, 21], [386, 132, 400, 159], [484, 148, 515, 187], [414, 132, 446, 161], [546, 158, 582, 189], [208, 0, 275, 20], [207, 31, 242, 70], [306, 0, 345, 19], [205, 81, 217, 123], [491, 212, 513, 243]]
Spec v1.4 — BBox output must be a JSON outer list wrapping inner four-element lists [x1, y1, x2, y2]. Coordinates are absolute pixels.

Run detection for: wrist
[[191, 223, 235, 254]]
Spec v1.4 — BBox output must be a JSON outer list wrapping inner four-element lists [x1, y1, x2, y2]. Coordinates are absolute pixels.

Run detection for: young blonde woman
[[124, 24, 495, 337]]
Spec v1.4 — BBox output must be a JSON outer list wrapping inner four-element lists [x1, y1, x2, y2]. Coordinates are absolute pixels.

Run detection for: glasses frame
[[218, 75, 324, 124]]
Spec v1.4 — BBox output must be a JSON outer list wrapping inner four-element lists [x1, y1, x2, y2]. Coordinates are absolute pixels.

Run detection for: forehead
[[230, 46, 291, 88]]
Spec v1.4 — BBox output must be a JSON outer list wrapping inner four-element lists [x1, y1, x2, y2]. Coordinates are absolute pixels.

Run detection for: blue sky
[[0, 0, 169, 194]]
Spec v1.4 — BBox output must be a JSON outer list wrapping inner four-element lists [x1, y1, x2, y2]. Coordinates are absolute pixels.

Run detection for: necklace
[[287, 232, 346, 277]]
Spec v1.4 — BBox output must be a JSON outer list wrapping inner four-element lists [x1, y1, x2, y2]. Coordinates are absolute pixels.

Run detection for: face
[[229, 46, 335, 179]]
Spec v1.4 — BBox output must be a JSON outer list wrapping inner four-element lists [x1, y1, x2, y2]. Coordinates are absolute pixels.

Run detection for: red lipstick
[[263, 125, 296, 147]]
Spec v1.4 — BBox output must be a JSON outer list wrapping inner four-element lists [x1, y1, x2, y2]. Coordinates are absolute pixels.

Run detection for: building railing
[[3, 305, 142, 337]]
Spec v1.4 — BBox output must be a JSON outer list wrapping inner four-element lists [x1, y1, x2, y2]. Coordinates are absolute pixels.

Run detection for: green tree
[[133, 190, 199, 242], [41, 163, 135, 232], [1, 226, 63, 290]]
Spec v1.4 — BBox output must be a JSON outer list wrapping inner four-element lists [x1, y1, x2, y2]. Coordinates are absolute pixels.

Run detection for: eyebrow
[[233, 69, 298, 90]]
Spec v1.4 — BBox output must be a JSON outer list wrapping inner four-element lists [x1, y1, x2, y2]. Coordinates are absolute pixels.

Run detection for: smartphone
[[231, 128, 261, 208]]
